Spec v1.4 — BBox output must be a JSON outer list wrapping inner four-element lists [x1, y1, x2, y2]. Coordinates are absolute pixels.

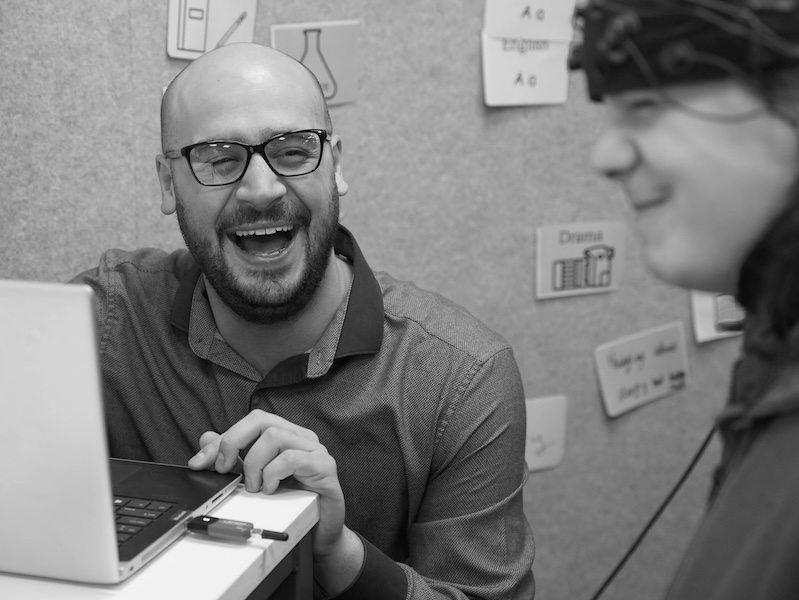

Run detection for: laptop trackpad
[[110, 459, 144, 487], [111, 459, 240, 506]]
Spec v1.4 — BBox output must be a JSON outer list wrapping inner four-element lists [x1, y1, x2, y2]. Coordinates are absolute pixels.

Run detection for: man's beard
[[175, 185, 340, 325]]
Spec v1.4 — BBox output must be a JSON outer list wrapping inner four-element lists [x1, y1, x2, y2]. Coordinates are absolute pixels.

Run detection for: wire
[[624, 40, 770, 123], [587, 424, 718, 600], [586, 0, 799, 118]]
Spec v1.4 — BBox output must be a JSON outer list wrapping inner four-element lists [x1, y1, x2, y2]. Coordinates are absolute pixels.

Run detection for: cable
[[588, 424, 718, 600], [624, 40, 769, 123]]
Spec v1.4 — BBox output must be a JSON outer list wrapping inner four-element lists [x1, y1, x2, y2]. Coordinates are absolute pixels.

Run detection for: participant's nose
[[591, 127, 640, 181]]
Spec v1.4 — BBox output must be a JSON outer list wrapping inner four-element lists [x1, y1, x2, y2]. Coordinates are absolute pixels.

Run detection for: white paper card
[[691, 290, 745, 343], [271, 20, 362, 106], [482, 32, 570, 106], [484, 0, 577, 42], [594, 322, 689, 418], [167, 0, 257, 60], [525, 395, 568, 472], [536, 221, 625, 299]]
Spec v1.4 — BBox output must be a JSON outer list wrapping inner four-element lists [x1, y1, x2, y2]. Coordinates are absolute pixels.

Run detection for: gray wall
[[0, 2, 741, 598]]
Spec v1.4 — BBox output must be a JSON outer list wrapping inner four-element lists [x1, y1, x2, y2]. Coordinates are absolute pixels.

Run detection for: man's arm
[[329, 347, 535, 599], [401, 347, 535, 599], [191, 348, 534, 599]]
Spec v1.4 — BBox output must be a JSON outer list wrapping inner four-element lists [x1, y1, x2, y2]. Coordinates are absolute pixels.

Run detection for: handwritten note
[[594, 322, 689, 418], [525, 395, 568, 472]]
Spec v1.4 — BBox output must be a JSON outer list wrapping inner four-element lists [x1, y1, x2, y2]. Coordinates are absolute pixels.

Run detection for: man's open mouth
[[230, 225, 296, 257]]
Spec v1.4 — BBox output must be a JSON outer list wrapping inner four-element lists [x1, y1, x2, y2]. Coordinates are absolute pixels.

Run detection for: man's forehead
[[238, 63, 276, 86], [180, 54, 298, 93], [172, 101, 319, 142], [162, 44, 327, 149], [174, 62, 318, 115]]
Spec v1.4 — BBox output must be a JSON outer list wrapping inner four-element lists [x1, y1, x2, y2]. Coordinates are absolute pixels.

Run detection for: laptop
[[0, 279, 242, 584]]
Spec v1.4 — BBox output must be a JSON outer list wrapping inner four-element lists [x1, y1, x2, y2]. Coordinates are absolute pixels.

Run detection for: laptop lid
[[0, 279, 241, 584]]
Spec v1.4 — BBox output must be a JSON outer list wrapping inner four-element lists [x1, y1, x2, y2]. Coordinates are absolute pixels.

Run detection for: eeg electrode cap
[[570, 0, 799, 101]]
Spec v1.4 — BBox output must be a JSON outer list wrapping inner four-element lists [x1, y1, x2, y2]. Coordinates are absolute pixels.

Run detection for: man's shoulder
[[374, 270, 511, 360], [71, 247, 196, 311], [99, 247, 195, 280]]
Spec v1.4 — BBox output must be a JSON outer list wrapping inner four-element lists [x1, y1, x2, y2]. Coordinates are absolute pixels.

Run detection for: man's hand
[[188, 409, 348, 557]]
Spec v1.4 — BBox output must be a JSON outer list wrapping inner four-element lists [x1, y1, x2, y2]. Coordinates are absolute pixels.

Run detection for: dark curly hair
[[737, 67, 799, 339], [737, 187, 799, 338]]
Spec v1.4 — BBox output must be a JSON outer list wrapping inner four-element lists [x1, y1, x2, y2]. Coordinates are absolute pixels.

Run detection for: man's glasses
[[164, 129, 328, 186]]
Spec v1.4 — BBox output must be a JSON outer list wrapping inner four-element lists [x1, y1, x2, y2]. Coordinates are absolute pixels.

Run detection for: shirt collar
[[170, 225, 383, 380]]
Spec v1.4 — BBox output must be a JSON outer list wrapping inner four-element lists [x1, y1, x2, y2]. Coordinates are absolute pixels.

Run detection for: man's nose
[[234, 152, 288, 207], [590, 127, 640, 181]]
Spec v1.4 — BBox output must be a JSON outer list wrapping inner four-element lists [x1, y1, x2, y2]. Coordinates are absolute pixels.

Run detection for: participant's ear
[[329, 134, 348, 197], [156, 155, 177, 215]]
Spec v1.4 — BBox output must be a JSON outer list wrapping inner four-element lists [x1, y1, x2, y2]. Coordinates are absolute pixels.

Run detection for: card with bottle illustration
[[271, 20, 362, 106]]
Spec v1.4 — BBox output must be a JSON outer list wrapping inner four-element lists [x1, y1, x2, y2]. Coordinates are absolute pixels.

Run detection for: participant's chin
[[645, 254, 732, 294]]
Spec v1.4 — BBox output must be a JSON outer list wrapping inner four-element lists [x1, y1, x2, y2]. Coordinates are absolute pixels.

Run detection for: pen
[[187, 516, 289, 542], [216, 11, 247, 48]]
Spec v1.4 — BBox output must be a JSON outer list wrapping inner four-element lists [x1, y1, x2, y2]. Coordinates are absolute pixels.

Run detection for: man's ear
[[329, 134, 349, 197], [156, 155, 177, 215]]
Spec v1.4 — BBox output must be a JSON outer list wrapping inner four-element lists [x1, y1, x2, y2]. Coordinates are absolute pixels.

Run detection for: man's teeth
[[235, 225, 294, 237]]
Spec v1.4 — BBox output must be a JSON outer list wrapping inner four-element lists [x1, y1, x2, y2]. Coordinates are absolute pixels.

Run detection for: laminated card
[[594, 322, 690, 418]]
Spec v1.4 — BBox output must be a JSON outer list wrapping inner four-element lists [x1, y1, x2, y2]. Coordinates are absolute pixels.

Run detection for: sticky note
[[484, 0, 577, 42], [594, 322, 690, 418], [525, 395, 568, 472], [481, 32, 570, 106], [690, 290, 744, 343], [536, 221, 626, 299]]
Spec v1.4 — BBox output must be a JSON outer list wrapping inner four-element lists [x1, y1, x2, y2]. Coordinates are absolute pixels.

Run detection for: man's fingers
[[188, 431, 221, 470], [260, 447, 339, 496], [199, 430, 221, 448], [242, 427, 320, 492], [246, 409, 320, 443], [216, 410, 318, 474], [188, 411, 322, 477]]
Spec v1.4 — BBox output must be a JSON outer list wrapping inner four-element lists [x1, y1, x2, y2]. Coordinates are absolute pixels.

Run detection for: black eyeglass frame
[[164, 129, 329, 187]]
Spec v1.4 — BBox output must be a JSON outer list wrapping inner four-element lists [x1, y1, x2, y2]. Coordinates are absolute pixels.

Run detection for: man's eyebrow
[[199, 130, 286, 145], [195, 126, 325, 146], [257, 126, 326, 139]]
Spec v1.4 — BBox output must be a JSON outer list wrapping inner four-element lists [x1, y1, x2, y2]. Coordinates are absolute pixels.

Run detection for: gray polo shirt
[[71, 226, 535, 599]]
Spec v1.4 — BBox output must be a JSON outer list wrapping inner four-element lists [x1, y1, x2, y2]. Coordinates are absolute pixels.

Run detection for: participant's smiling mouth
[[231, 225, 296, 257]]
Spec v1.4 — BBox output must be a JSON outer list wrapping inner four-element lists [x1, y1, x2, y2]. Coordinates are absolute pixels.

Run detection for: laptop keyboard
[[113, 496, 174, 545]]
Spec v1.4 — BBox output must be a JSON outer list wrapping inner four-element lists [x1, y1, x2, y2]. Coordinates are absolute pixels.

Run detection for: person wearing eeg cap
[[571, 1, 799, 598]]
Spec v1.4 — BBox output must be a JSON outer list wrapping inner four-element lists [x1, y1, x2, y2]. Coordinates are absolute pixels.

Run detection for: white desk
[[0, 487, 319, 600]]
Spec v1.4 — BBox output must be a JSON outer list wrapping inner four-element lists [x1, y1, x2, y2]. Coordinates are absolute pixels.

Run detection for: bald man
[[72, 43, 535, 599]]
